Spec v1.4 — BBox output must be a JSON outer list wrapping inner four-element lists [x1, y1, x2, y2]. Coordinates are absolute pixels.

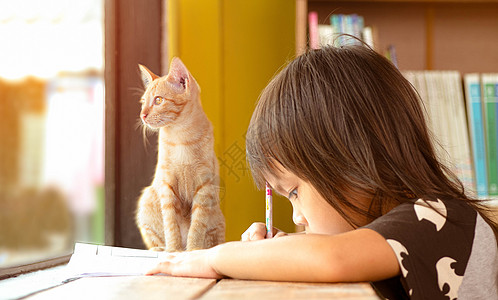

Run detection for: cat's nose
[[141, 113, 148, 121]]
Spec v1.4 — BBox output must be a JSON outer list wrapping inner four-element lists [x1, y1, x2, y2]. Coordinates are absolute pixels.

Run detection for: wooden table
[[25, 276, 380, 300]]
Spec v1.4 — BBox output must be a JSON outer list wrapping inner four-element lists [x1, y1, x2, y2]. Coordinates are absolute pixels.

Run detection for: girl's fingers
[[251, 230, 266, 240], [241, 222, 266, 241], [241, 222, 288, 241], [274, 231, 287, 238], [146, 261, 171, 275], [145, 266, 160, 275], [146, 249, 222, 279]]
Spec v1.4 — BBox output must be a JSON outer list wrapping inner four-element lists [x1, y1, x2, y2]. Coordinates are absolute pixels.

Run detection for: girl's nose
[[292, 210, 307, 227]]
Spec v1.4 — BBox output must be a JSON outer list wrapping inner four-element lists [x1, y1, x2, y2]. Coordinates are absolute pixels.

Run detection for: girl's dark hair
[[246, 45, 498, 237]]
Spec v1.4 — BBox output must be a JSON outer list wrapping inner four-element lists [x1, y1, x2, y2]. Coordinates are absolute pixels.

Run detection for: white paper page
[[64, 243, 166, 280]]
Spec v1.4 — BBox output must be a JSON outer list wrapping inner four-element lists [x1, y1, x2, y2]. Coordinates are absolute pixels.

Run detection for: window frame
[[0, 0, 164, 279], [104, 0, 164, 248]]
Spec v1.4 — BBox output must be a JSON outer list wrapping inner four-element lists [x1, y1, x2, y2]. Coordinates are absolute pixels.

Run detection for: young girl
[[147, 45, 498, 299]]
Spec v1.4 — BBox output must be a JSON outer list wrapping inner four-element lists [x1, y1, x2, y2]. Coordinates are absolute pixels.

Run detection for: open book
[[64, 243, 167, 281]]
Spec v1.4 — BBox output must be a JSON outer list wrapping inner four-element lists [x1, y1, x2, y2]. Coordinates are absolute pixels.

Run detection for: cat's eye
[[154, 96, 164, 105]]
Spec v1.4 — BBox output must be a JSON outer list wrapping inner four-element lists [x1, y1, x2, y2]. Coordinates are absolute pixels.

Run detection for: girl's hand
[[240, 222, 288, 241], [146, 248, 223, 279]]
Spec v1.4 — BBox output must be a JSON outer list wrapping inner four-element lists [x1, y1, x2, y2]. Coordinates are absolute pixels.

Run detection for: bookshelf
[[296, 0, 498, 74], [297, 1, 498, 206]]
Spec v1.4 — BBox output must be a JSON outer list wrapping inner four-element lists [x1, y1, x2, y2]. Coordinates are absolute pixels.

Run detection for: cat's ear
[[139, 64, 159, 88], [167, 57, 189, 92]]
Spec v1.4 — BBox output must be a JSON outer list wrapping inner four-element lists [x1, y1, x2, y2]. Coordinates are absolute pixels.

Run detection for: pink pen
[[265, 182, 273, 238]]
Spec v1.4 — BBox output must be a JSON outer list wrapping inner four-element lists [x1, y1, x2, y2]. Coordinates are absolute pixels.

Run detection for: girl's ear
[[138, 64, 159, 88], [167, 57, 189, 92]]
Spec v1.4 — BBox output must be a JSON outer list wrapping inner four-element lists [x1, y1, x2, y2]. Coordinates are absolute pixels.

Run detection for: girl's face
[[266, 163, 368, 235]]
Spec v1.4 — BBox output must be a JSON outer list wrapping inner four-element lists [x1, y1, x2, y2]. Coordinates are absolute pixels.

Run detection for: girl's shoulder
[[363, 198, 498, 299], [373, 198, 477, 230]]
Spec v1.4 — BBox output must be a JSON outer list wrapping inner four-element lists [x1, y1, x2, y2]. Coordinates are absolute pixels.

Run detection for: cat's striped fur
[[136, 58, 225, 251]]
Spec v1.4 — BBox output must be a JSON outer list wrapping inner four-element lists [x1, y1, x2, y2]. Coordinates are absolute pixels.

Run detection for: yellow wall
[[169, 0, 296, 241]]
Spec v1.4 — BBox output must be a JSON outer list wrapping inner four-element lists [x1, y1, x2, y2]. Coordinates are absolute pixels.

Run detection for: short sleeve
[[363, 199, 477, 300]]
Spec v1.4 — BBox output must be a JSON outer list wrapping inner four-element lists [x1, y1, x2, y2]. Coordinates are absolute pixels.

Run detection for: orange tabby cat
[[135, 58, 225, 252]]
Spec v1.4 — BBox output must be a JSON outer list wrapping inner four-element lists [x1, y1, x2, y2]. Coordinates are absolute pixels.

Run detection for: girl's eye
[[288, 188, 298, 200], [154, 96, 164, 105]]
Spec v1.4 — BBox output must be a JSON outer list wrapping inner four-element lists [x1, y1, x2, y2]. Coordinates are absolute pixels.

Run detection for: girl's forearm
[[210, 234, 342, 282], [209, 229, 399, 283]]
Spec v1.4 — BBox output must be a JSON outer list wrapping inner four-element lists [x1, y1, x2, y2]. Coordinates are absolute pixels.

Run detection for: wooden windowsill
[[0, 254, 71, 281]]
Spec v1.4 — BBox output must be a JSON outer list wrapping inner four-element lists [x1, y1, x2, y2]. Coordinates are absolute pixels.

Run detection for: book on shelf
[[445, 71, 474, 192], [464, 74, 488, 197], [308, 11, 319, 50], [482, 74, 498, 196], [386, 45, 398, 68], [318, 24, 333, 48], [330, 14, 341, 46], [330, 13, 367, 47], [309, 12, 374, 49], [403, 71, 474, 193]]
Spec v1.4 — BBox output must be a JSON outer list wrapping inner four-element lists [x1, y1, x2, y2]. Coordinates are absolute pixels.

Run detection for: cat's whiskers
[[130, 86, 145, 98], [135, 118, 145, 131], [135, 118, 158, 149], [141, 125, 151, 149]]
